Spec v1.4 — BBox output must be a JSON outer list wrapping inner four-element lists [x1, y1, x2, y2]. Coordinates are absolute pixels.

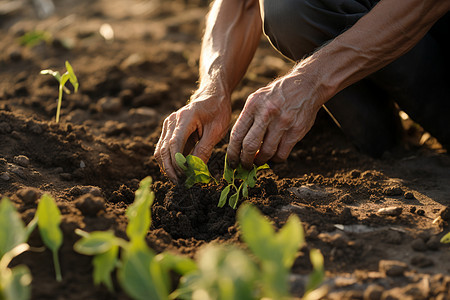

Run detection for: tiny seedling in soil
[[19, 30, 52, 47], [175, 153, 217, 188], [40, 61, 79, 123], [441, 232, 450, 244], [219, 154, 269, 209]]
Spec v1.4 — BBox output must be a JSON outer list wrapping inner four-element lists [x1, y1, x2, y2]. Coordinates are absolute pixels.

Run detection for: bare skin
[[154, 0, 450, 182]]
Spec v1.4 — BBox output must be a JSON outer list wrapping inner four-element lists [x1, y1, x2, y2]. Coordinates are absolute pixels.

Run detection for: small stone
[[426, 236, 440, 250], [0, 172, 10, 181], [16, 187, 41, 205], [411, 238, 427, 252], [75, 194, 105, 217], [97, 97, 122, 114], [383, 186, 403, 196], [364, 284, 384, 300], [80, 161, 86, 168], [404, 192, 414, 199], [411, 254, 434, 268], [13, 155, 30, 167], [379, 260, 408, 277], [377, 206, 402, 217]]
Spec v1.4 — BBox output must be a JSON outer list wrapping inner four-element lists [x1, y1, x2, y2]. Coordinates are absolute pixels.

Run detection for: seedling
[[441, 232, 450, 244], [175, 153, 217, 188], [19, 30, 52, 47], [219, 155, 269, 209], [40, 61, 79, 123]]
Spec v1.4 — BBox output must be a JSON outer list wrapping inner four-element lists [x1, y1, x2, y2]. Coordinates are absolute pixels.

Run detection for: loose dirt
[[1, 1, 449, 299]]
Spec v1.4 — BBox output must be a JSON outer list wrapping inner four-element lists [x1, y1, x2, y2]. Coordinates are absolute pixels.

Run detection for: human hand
[[226, 73, 322, 169], [154, 93, 231, 183]]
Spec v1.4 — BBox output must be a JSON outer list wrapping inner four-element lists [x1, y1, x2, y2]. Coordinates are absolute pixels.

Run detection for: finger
[[254, 127, 284, 166], [272, 129, 305, 162], [183, 131, 200, 156], [169, 113, 198, 176], [227, 110, 254, 169], [160, 118, 180, 183], [240, 118, 269, 169], [154, 118, 169, 171], [191, 128, 217, 163]]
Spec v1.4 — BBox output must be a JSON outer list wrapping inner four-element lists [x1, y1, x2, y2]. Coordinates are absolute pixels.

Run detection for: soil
[[1, 1, 450, 299]]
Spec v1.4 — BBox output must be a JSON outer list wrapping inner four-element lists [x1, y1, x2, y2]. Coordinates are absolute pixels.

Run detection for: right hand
[[154, 93, 231, 183]]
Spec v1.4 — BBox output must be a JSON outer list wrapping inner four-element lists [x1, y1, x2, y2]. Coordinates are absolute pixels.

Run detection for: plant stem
[[53, 250, 62, 282], [56, 84, 63, 123]]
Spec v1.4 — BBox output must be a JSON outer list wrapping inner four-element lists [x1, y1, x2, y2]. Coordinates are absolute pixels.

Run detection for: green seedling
[[40, 61, 79, 123], [175, 153, 217, 188], [36, 194, 63, 282], [219, 155, 269, 209], [441, 232, 450, 244], [176, 203, 325, 299], [74, 177, 196, 299], [19, 30, 52, 47], [0, 244, 32, 300]]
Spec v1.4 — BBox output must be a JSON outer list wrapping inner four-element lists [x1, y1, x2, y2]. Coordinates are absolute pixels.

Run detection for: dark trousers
[[262, 0, 450, 156]]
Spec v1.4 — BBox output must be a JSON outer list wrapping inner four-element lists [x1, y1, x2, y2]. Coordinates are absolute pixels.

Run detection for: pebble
[[16, 187, 41, 205], [410, 254, 434, 268], [383, 186, 403, 196], [379, 260, 408, 277], [97, 97, 122, 114], [364, 284, 384, 300], [75, 194, 105, 217], [377, 206, 402, 217], [411, 238, 427, 252], [0, 172, 10, 181], [13, 155, 30, 167], [80, 161, 86, 168]]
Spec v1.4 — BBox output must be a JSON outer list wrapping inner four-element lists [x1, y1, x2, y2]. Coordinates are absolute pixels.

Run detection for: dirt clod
[[75, 194, 105, 217], [16, 187, 41, 205], [411, 254, 434, 268], [411, 238, 427, 252], [379, 260, 408, 277]]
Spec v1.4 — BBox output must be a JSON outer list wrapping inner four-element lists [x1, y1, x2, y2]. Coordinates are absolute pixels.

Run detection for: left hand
[[226, 72, 322, 169]]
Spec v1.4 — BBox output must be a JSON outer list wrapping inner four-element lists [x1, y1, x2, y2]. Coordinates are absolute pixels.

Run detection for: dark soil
[[1, 1, 450, 299]]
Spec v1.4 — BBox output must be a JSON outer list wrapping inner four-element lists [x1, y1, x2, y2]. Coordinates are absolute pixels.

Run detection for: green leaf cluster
[[40, 61, 79, 123], [175, 153, 217, 188], [177, 203, 325, 299], [219, 156, 269, 209], [0, 194, 64, 300], [74, 177, 196, 299]]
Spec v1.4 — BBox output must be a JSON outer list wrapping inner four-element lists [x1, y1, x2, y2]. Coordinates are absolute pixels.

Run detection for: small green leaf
[[218, 185, 231, 208], [1, 265, 32, 300], [65, 61, 79, 93], [185, 155, 210, 176], [256, 163, 270, 171], [36, 194, 63, 282], [19, 30, 51, 47], [275, 214, 304, 268], [126, 177, 154, 242], [242, 182, 248, 198], [175, 153, 188, 171], [229, 192, 239, 209], [93, 244, 119, 292], [440, 232, 450, 244], [0, 197, 27, 258], [246, 167, 257, 188], [73, 230, 118, 255], [234, 164, 249, 181], [118, 241, 169, 300], [155, 252, 197, 276], [223, 155, 234, 183], [305, 249, 324, 293]]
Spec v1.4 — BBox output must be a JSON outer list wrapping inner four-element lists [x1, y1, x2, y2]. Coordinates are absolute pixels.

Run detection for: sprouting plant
[[175, 203, 325, 299], [441, 232, 450, 244], [19, 30, 52, 47], [40, 61, 79, 123], [175, 153, 217, 188], [74, 177, 196, 299], [218, 155, 269, 209], [35, 194, 64, 282]]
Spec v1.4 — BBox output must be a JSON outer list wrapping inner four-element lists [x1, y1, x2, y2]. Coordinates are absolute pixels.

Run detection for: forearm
[[292, 0, 450, 107], [193, 0, 262, 101]]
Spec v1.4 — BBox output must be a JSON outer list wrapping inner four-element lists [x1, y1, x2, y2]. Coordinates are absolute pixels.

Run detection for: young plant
[[175, 153, 217, 188], [74, 177, 196, 299], [40, 61, 79, 123], [35, 194, 64, 282], [441, 232, 450, 244], [175, 203, 325, 299], [218, 155, 269, 209]]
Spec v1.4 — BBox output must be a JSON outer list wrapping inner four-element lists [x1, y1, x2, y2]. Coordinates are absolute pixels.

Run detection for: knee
[[262, 0, 373, 60]]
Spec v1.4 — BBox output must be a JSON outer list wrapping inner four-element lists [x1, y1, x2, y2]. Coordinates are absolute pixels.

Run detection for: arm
[[227, 0, 450, 169], [154, 0, 262, 182]]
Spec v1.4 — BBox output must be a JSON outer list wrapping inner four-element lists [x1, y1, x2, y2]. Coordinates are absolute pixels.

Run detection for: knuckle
[[242, 138, 260, 153]]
